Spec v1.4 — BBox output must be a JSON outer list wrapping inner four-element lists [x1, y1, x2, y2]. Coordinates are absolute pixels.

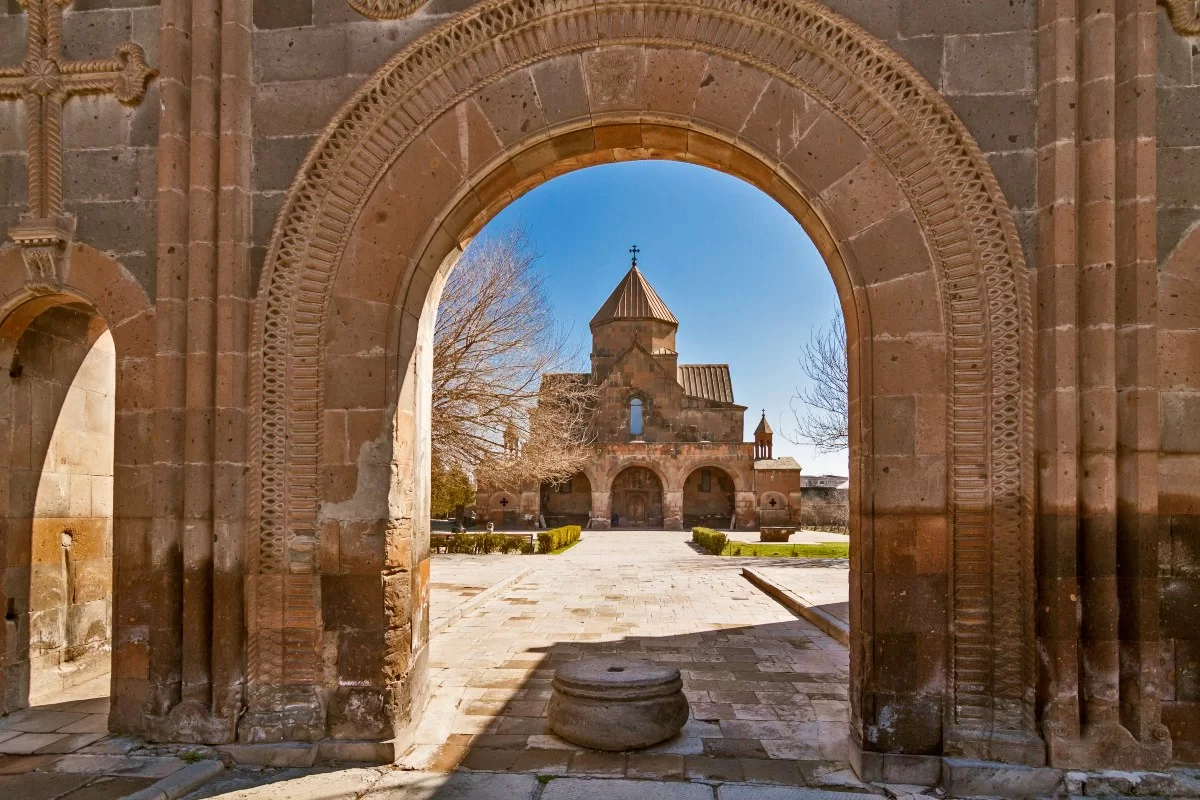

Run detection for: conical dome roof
[[590, 265, 678, 328], [754, 411, 773, 435]]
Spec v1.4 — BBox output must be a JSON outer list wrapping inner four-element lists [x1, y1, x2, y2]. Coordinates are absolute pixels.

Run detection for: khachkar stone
[[549, 657, 689, 751], [0, 0, 156, 292]]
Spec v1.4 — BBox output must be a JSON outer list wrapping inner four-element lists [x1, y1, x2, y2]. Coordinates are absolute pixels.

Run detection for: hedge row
[[537, 525, 581, 554], [692, 527, 727, 555], [430, 532, 534, 554]]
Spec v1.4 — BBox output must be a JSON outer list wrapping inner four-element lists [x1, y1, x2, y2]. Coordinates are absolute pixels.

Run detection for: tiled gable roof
[[754, 456, 802, 471], [678, 364, 735, 404], [590, 265, 678, 327]]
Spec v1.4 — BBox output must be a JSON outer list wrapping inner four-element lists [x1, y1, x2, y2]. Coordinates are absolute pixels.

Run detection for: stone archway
[[0, 245, 155, 730], [610, 466, 666, 529], [682, 466, 736, 529], [540, 473, 591, 528], [248, 0, 1036, 770]]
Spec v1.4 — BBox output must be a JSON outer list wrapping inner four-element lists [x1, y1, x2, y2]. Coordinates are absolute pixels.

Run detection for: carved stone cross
[[0, 0, 155, 291]]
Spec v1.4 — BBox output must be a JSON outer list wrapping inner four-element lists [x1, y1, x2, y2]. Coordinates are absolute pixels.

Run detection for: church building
[[477, 254, 802, 530]]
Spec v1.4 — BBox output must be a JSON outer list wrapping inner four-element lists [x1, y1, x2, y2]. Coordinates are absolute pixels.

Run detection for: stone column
[[663, 491, 683, 531], [590, 491, 611, 530], [1036, 0, 1169, 769]]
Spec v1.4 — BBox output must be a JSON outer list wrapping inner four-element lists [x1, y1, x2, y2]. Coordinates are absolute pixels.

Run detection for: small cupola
[[754, 411, 774, 460]]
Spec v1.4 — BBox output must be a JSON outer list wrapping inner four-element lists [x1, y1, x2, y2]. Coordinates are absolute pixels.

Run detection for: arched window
[[630, 397, 644, 436]]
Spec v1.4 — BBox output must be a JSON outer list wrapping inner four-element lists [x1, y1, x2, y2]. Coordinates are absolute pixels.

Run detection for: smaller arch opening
[[683, 466, 736, 530]]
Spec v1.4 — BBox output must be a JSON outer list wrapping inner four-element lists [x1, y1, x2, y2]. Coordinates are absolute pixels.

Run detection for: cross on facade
[[0, 0, 156, 290], [499, 497, 509, 507], [769, 497, 777, 507], [629, 244, 639, 266]]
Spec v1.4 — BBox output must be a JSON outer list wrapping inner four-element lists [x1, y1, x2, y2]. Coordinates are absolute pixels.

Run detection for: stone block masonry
[[0, 0, 1195, 782]]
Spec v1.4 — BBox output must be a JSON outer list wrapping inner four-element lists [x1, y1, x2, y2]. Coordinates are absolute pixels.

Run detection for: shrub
[[537, 525, 581, 553], [430, 532, 534, 554], [691, 527, 727, 555]]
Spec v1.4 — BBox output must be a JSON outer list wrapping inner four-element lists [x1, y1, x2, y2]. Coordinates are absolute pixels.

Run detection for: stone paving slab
[[541, 777, 713, 799], [408, 531, 852, 790], [430, 554, 537, 630], [749, 565, 849, 626]]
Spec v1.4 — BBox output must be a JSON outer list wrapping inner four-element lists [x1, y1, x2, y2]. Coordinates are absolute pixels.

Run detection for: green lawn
[[721, 541, 849, 558]]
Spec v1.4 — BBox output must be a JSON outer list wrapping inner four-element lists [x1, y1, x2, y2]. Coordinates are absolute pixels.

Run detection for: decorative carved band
[[346, 0, 431, 19], [1159, 0, 1200, 34], [252, 0, 1035, 750]]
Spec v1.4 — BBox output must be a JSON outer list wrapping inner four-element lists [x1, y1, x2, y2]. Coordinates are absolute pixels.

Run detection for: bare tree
[[432, 228, 597, 489], [786, 311, 848, 454]]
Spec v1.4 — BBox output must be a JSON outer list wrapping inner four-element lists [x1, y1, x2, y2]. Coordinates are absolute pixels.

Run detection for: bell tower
[[754, 411, 773, 460]]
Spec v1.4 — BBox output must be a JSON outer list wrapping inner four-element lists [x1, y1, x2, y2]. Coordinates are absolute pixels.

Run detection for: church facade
[[476, 258, 802, 530]]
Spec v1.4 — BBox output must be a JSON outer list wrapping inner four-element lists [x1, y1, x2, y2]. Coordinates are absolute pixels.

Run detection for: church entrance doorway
[[610, 467, 663, 528]]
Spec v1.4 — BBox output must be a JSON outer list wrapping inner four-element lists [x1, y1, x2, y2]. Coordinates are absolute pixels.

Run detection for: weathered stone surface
[[549, 657, 689, 751], [0, 0, 1195, 777]]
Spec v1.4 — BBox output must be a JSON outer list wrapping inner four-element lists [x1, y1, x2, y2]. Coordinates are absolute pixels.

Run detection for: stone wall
[[820, 0, 1039, 267], [0, 1, 161, 295], [1, 305, 114, 711], [244, 0, 1039, 286], [1157, 12, 1200, 260]]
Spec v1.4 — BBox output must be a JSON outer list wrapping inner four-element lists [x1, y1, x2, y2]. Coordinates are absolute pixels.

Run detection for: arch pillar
[[663, 491, 683, 531], [248, 0, 1038, 770], [590, 492, 612, 530]]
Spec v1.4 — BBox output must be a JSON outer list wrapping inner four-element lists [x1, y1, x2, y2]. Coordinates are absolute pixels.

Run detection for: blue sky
[[475, 160, 849, 477]]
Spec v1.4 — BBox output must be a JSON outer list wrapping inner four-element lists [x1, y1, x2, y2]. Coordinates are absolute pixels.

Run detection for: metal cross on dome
[[0, 0, 156, 291], [629, 244, 639, 266]]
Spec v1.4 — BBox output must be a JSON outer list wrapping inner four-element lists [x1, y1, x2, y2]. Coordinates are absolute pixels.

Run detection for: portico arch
[[248, 0, 1037, 772], [0, 245, 154, 730], [682, 465, 736, 529]]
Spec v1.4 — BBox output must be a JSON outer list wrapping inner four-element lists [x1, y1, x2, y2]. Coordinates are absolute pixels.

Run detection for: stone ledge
[[217, 739, 396, 767], [741, 567, 849, 646], [431, 564, 537, 636], [122, 759, 224, 800], [942, 758, 1063, 799]]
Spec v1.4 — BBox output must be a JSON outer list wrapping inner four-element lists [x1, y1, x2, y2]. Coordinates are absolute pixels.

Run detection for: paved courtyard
[[404, 530, 854, 788], [1, 530, 857, 798], [0, 674, 212, 800]]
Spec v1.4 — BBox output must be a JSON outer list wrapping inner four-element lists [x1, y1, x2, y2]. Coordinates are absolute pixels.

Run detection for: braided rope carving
[[346, 0, 430, 19], [251, 0, 1036, 748], [1160, 0, 1200, 34]]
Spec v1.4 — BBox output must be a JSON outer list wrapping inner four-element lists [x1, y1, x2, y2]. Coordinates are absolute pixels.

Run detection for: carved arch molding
[[350, 0, 1200, 34], [257, 0, 1036, 751]]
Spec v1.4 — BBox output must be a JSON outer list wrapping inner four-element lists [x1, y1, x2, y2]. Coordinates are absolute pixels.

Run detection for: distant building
[[477, 255, 802, 529], [801, 474, 848, 489]]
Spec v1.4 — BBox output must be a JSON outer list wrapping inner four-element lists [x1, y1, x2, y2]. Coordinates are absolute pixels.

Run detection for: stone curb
[[121, 759, 225, 800], [741, 567, 850, 646], [431, 564, 537, 636]]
